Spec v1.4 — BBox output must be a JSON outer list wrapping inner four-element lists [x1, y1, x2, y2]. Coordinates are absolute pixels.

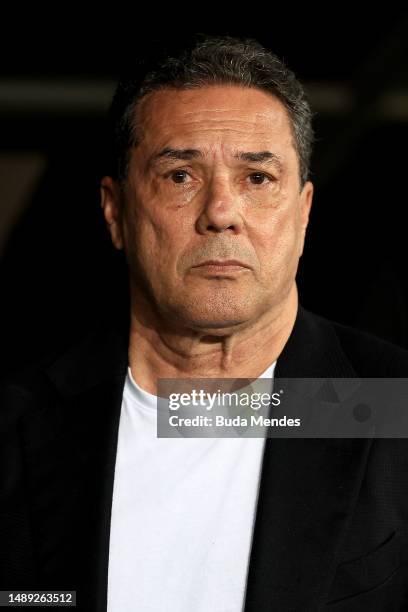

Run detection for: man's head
[[101, 35, 314, 335]]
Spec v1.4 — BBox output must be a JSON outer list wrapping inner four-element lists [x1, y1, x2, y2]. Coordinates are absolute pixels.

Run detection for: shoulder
[[0, 350, 65, 430], [311, 309, 408, 376], [0, 325, 96, 427], [0, 318, 128, 427]]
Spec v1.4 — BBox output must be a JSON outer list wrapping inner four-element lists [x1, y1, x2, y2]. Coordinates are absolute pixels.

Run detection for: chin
[[170, 303, 254, 333], [159, 286, 260, 331]]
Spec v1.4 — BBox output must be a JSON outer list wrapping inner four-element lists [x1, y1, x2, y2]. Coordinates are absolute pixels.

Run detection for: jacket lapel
[[244, 306, 374, 610]]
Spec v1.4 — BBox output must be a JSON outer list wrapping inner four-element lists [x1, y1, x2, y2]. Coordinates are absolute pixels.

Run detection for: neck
[[127, 284, 299, 395]]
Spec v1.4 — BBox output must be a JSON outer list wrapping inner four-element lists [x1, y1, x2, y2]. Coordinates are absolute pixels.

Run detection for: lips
[[193, 259, 250, 269]]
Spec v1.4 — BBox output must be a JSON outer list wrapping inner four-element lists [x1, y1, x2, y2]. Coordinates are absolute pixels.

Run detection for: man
[[1, 34, 408, 611]]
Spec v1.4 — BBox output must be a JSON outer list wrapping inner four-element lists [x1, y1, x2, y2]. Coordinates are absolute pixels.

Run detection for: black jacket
[[1, 304, 408, 611]]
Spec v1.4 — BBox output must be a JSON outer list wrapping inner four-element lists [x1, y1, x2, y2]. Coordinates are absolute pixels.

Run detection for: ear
[[298, 180, 314, 257], [100, 176, 124, 250]]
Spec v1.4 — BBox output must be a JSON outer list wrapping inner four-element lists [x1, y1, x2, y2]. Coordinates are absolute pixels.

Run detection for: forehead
[[134, 85, 295, 154]]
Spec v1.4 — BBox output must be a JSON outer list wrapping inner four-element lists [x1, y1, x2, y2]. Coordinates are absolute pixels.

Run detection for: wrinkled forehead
[[131, 85, 298, 167], [136, 86, 293, 138]]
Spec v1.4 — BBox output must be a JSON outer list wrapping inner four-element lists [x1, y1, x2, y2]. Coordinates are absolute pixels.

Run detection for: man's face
[[102, 85, 313, 332]]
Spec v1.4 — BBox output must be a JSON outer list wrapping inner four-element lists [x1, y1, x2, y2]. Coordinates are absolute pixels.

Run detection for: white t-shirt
[[107, 361, 276, 612]]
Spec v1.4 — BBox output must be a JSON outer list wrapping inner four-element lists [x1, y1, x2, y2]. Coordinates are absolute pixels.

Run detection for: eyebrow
[[149, 147, 283, 171]]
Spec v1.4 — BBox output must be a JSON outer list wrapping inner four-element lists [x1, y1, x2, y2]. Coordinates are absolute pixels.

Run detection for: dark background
[[1, 12, 408, 378]]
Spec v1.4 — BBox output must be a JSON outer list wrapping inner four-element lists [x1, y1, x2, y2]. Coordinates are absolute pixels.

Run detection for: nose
[[195, 176, 244, 235]]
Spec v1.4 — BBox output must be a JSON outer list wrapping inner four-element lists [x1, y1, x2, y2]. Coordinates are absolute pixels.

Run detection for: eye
[[249, 172, 271, 185], [168, 170, 190, 183]]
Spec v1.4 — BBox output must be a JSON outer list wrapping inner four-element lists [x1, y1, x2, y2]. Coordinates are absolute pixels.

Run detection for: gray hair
[[109, 34, 314, 187]]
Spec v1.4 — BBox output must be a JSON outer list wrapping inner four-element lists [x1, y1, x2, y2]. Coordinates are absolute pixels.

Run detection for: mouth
[[193, 259, 251, 269], [191, 260, 251, 274]]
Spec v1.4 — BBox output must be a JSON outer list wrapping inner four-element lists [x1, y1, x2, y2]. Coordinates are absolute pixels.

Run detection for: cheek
[[252, 209, 300, 273], [125, 205, 188, 276]]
